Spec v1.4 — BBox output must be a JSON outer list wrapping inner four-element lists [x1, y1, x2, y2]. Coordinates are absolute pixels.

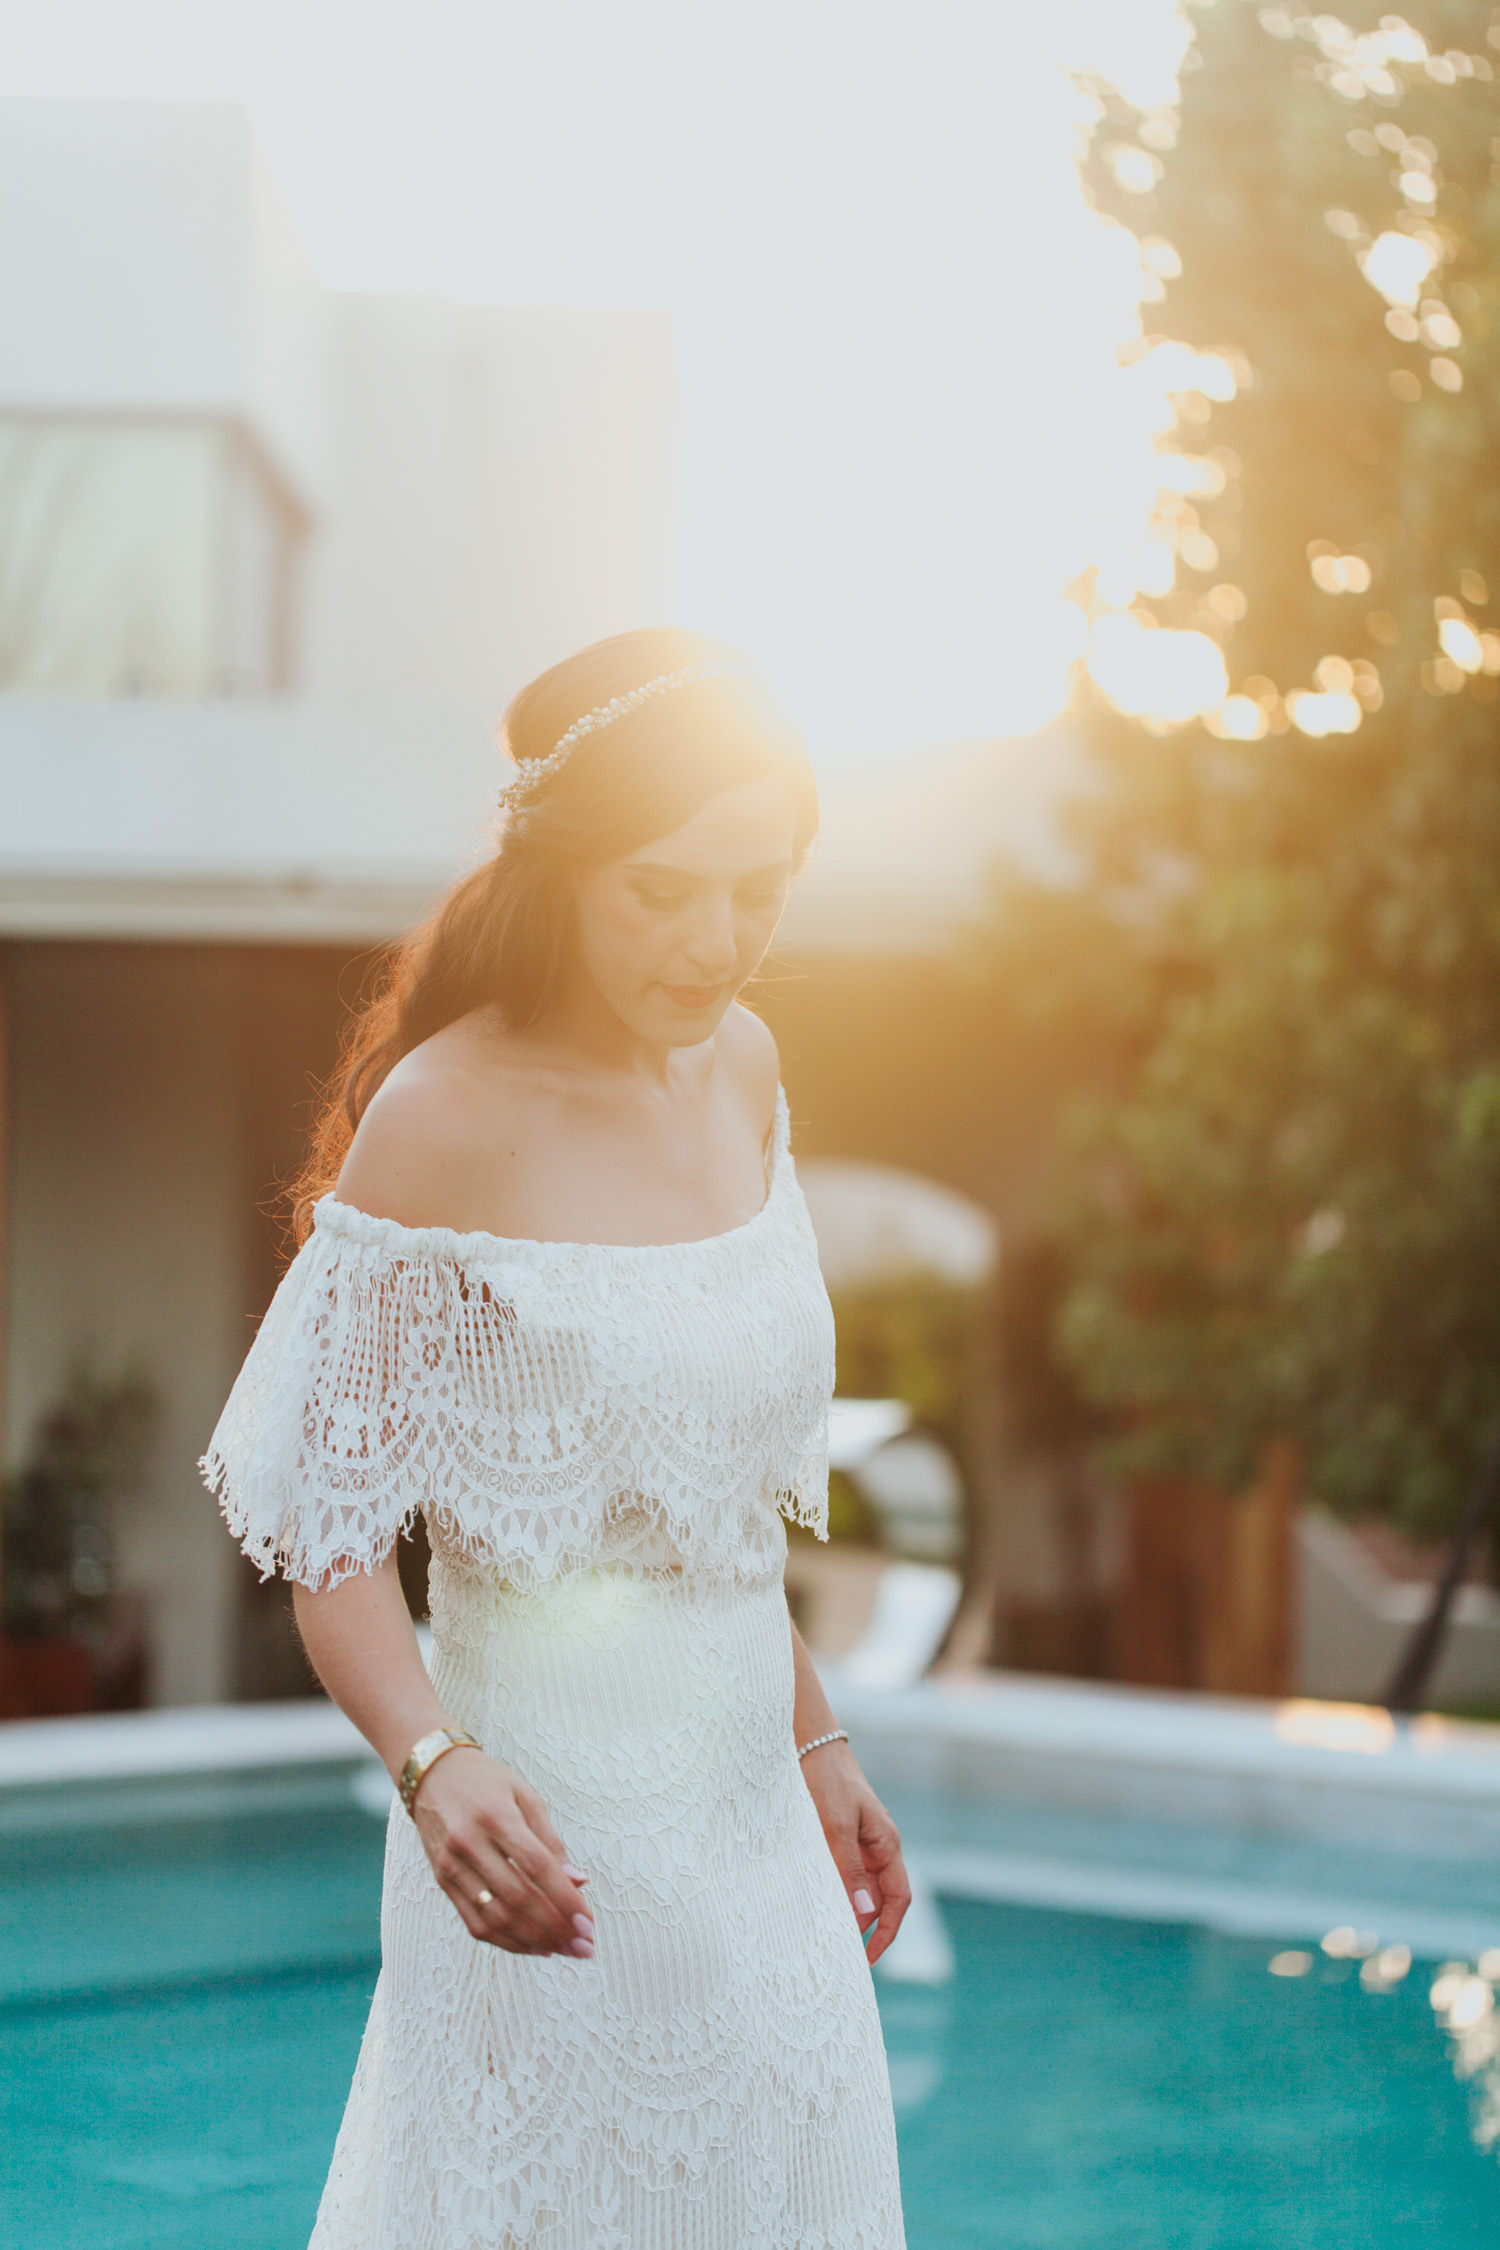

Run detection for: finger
[[513, 1783, 583, 1881], [861, 1853, 912, 1967], [441, 1873, 535, 1953], [492, 1818, 584, 1944], [452, 1861, 586, 1956], [474, 1862, 573, 1954], [482, 1838, 593, 1959], [848, 1805, 907, 1958], [827, 1833, 878, 1932], [440, 1847, 550, 1951], [862, 1885, 909, 1963], [447, 1833, 583, 1956], [487, 1812, 595, 1945], [448, 1884, 550, 1954]]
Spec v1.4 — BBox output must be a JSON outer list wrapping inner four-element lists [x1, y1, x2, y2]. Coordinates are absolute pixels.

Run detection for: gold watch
[[397, 1727, 482, 1817]]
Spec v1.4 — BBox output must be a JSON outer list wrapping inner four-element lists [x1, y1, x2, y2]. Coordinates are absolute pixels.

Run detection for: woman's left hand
[[799, 1740, 911, 1965]]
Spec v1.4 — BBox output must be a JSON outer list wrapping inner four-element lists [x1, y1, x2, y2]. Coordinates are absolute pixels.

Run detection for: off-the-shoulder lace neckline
[[315, 1086, 791, 1262]]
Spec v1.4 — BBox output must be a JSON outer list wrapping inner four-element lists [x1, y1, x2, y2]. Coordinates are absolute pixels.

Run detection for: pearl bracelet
[[796, 1728, 850, 1761]]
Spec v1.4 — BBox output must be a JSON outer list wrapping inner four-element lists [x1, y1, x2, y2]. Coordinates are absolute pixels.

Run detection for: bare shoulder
[[717, 1003, 781, 1144], [334, 1020, 518, 1230]]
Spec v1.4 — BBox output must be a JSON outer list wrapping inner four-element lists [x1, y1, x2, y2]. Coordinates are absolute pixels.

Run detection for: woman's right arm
[[293, 1558, 594, 1960], [292, 1056, 591, 1958]]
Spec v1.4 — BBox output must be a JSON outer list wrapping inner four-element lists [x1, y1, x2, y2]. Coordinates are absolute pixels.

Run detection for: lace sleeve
[[203, 1116, 835, 1593], [200, 1230, 443, 1589], [777, 1433, 829, 1541]]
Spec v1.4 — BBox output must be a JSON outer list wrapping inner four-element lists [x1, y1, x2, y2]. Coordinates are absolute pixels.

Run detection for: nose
[[681, 893, 739, 980]]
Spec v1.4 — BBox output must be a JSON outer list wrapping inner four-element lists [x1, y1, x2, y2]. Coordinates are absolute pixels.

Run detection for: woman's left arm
[[789, 1615, 911, 1964]]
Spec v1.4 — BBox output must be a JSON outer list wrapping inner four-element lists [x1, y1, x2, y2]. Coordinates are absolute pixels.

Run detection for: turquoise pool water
[[3, 1795, 1499, 2248]]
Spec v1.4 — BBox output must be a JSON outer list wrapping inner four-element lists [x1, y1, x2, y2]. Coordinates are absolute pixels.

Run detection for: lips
[[660, 983, 724, 1009]]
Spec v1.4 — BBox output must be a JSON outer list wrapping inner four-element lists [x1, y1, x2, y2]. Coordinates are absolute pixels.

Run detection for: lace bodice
[[202, 1090, 833, 1591]]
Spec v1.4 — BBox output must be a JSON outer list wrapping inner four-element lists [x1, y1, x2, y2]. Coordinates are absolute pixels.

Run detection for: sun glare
[[1073, 327, 1253, 733], [671, 0, 1202, 754], [0, 0, 1205, 755], [1086, 614, 1229, 725]]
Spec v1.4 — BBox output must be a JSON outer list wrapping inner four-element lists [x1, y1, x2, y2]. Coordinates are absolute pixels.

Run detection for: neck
[[525, 965, 684, 1088]]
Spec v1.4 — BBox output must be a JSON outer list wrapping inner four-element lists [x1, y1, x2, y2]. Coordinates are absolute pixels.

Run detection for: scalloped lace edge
[[201, 1446, 829, 1593]]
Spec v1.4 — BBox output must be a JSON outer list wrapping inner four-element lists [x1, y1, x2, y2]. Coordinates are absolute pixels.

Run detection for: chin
[[638, 997, 733, 1047], [660, 1015, 726, 1049]]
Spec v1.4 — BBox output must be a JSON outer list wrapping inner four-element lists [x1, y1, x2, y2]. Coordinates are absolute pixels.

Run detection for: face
[[572, 776, 800, 1046]]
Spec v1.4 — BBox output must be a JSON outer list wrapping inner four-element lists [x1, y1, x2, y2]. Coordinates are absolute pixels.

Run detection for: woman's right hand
[[410, 1747, 595, 1959]]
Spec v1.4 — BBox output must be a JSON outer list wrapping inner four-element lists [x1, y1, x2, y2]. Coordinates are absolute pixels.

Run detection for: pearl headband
[[497, 658, 756, 813]]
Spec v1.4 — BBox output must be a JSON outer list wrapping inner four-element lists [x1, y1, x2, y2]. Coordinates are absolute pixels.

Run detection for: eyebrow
[[625, 859, 793, 881]]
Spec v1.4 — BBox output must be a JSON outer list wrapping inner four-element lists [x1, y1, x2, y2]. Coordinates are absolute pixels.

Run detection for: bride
[[204, 628, 909, 2250]]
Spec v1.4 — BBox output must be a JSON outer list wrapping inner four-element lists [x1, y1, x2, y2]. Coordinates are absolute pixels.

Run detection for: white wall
[[0, 101, 680, 898], [1297, 1513, 1500, 1711], [0, 99, 327, 508], [0, 697, 493, 920], [306, 297, 676, 721]]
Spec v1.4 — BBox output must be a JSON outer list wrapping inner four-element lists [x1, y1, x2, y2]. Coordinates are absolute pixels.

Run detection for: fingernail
[[570, 1937, 595, 1959], [562, 1865, 588, 1884], [854, 1889, 875, 1915], [572, 1913, 594, 1938]]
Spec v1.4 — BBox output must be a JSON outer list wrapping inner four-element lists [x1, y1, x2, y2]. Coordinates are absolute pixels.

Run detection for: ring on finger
[[476, 1888, 495, 1907]]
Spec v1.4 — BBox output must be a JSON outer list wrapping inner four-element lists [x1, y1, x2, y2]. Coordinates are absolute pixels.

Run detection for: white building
[[0, 99, 676, 1705]]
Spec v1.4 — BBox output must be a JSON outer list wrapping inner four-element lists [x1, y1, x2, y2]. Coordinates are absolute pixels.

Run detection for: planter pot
[[0, 1637, 94, 1718], [0, 1599, 150, 1718]]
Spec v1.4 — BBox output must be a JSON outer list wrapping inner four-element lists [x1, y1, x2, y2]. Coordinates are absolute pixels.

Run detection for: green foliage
[[978, 1, 1500, 1534], [827, 1273, 978, 1457], [2, 1368, 157, 1636], [822, 1272, 980, 1545], [824, 1468, 878, 1544]]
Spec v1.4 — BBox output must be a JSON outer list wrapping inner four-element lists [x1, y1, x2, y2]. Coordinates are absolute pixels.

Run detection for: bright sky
[[0, 0, 1192, 761]]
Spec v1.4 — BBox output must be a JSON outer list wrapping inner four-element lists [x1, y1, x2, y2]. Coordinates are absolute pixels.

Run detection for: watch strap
[[397, 1726, 481, 1817]]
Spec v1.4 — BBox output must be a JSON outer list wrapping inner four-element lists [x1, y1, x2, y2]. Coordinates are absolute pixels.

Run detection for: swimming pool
[[4, 1785, 1500, 2249]]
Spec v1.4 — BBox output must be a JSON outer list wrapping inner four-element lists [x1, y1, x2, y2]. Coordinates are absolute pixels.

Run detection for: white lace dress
[[202, 1091, 905, 2250]]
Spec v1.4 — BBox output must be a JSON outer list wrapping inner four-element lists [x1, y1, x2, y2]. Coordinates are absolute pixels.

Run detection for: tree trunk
[[1384, 1425, 1500, 1714], [1118, 1441, 1296, 1697]]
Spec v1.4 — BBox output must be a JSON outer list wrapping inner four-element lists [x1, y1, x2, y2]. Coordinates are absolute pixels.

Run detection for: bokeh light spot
[[1288, 690, 1362, 737], [1362, 231, 1438, 307], [1438, 616, 1484, 673]]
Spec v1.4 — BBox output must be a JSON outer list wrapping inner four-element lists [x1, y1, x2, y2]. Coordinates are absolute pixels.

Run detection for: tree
[[979, 0, 1500, 1541]]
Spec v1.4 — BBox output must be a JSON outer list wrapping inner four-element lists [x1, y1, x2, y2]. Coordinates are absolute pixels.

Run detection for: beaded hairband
[[497, 657, 755, 813]]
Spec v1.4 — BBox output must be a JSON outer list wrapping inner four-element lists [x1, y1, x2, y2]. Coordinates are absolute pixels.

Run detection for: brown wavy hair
[[290, 627, 818, 1241]]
